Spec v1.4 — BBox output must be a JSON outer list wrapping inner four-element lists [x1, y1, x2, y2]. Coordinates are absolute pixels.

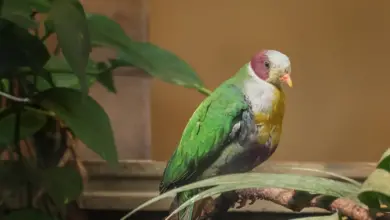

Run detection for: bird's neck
[[232, 64, 280, 113]]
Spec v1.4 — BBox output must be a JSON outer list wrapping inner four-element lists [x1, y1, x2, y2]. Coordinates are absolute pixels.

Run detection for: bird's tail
[[168, 192, 195, 220]]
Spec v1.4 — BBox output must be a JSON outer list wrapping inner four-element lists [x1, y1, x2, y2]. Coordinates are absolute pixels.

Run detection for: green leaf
[[38, 56, 116, 92], [0, 0, 51, 29], [120, 173, 360, 220], [0, 108, 47, 145], [42, 166, 83, 205], [358, 148, 390, 209], [1, 0, 51, 13], [95, 62, 117, 93], [86, 14, 206, 91], [5, 209, 53, 220], [1, 12, 37, 29], [291, 212, 342, 220], [86, 13, 132, 49], [377, 148, 390, 172], [119, 42, 205, 89], [48, 0, 91, 97], [0, 19, 50, 77], [28, 0, 51, 12], [34, 87, 118, 164]]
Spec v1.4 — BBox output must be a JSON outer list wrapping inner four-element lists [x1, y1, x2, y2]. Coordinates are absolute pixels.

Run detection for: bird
[[159, 49, 293, 219]]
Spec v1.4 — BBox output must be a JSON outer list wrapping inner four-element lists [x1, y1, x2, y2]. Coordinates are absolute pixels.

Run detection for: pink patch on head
[[250, 50, 270, 80]]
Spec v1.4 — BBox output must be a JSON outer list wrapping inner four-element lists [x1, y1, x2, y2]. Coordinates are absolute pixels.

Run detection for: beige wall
[[150, 0, 390, 162]]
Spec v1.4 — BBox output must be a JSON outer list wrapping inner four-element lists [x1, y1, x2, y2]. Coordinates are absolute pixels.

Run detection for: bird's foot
[[234, 189, 261, 209]]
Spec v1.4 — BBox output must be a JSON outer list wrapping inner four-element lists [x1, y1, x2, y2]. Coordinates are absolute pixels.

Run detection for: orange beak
[[280, 74, 293, 88]]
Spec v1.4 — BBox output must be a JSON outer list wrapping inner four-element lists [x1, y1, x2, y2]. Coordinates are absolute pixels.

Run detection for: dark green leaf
[[43, 18, 54, 40], [48, 0, 91, 97], [377, 148, 390, 172], [86, 14, 205, 90], [28, 0, 51, 12], [0, 19, 50, 77], [42, 166, 83, 205], [5, 209, 53, 220], [38, 56, 116, 92], [118, 42, 205, 89], [86, 13, 132, 49], [34, 88, 118, 164], [96, 62, 116, 93], [358, 148, 390, 209], [1, 13, 37, 29], [0, 107, 47, 145], [0, 0, 51, 29], [1, 0, 51, 13], [122, 173, 360, 220]]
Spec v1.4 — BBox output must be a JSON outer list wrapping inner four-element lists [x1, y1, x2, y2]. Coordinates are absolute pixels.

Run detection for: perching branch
[[197, 188, 390, 220], [0, 91, 30, 103]]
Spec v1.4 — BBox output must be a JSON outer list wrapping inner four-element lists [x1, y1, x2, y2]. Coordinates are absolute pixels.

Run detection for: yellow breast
[[254, 89, 286, 145]]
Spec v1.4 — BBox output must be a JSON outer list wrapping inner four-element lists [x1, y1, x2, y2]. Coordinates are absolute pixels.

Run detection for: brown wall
[[150, 0, 390, 162]]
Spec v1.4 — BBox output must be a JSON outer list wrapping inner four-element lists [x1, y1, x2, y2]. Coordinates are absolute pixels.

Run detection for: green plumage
[[160, 50, 291, 219], [160, 80, 249, 197]]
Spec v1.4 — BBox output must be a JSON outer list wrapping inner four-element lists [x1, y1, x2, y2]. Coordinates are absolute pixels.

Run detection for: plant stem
[[41, 32, 52, 42], [0, 91, 30, 103], [197, 87, 212, 96], [24, 106, 56, 117]]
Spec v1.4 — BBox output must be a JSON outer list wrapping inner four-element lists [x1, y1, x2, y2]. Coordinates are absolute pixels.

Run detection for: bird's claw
[[234, 189, 260, 209]]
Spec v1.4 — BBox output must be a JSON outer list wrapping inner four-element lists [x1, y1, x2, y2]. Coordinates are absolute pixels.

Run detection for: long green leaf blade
[[358, 148, 390, 209], [120, 173, 360, 220], [166, 175, 359, 220]]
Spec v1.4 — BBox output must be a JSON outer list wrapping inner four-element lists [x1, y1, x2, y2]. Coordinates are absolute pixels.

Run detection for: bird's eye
[[264, 61, 270, 69]]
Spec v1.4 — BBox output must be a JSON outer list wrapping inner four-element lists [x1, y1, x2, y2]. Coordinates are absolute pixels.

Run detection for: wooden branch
[[197, 188, 390, 220]]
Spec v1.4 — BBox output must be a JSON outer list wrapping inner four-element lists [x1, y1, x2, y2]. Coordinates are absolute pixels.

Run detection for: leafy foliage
[[41, 166, 83, 205], [358, 148, 390, 209], [0, 108, 47, 146], [0, 0, 207, 218], [123, 149, 390, 220], [121, 172, 360, 220], [34, 87, 118, 164], [48, 0, 91, 96]]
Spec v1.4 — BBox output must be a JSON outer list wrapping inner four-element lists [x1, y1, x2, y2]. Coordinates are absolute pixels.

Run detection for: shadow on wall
[[150, 0, 390, 162]]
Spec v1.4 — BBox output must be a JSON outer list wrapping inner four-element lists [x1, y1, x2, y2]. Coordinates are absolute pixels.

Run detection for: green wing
[[159, 83, 249, 193]]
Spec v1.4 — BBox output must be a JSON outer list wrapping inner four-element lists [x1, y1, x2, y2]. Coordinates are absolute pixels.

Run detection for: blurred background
[[149, 0, 390, 162]]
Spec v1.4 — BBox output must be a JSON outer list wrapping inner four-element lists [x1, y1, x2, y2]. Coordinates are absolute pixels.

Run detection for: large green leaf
[[5, 209, 53, 220], [1, 0, 51, 13], [0, 19, 50, 77], [38, 56, 116, 92], [120, 173, 360, 220], [42, 166, 83, 205], [118, 42, 205, 88], [358, 148, 390, 209], [377, 148, 390, 172], [86, 14, 207, 91], [0, 107, 47, 145], [86, 13, 132, 48], [48, 0, 91, 97], [0, 0, 50, 29], [33, 88, 118, 164]]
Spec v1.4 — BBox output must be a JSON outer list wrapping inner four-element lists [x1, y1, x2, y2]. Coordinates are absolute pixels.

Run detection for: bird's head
[[249, 50, 292, 88]]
